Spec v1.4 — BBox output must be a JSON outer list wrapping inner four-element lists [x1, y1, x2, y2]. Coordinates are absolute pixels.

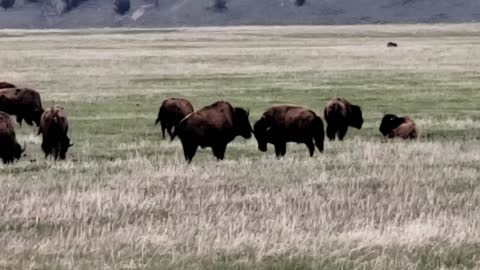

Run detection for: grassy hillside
[[0, 24, 479, 269], [1, 0, 480, 28]]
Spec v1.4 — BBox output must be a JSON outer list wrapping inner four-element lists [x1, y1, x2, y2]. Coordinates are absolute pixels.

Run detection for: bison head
[[59, 137, 74, 160], [234, 107, 252, 139], [379, 114, 405, 137], [349, 105, 363, 129], [253, 117, 268, 152]]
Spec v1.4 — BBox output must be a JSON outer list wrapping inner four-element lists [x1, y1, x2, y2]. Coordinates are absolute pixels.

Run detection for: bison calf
[[379, 114, 417, 139], [39, 106, 73, 160], [0, 87, 44, 127], [173, 101, 252, 162], [324, 97, 363, 141], [254, 105, 324, 157], [155, 98, 194, 140], [0, 111, 25, 164]]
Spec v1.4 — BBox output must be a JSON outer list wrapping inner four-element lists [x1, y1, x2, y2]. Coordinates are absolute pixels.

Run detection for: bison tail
[[312, 116, 325, 153]]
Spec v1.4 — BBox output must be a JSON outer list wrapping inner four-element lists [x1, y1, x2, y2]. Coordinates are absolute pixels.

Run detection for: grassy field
[[0, 24, 479, 269]]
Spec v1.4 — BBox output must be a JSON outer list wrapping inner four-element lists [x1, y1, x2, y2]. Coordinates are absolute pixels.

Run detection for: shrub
[[114, 0, 130, 15]]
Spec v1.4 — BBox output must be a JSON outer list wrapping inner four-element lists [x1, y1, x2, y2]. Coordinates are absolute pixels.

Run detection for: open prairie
[[0, 24, 479, 269]]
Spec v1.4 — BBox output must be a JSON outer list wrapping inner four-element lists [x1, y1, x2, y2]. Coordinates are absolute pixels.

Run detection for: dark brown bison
[[38, 106, 73, 160], [0, 111, 25, 164], [0, 87, 44, 126], [173, 101, 252, 162], [0, 82, 16, 89], [254, 105, 324, 157], [324, 97, 363, 141], [155, 98, 194, 140], [379, 114, 417, 139], [387, 42, 398, 47]]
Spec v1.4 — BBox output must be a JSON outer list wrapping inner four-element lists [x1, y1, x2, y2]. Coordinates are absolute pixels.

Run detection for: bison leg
[[274, 143, 286, 158], [326, 124, 336, 141], [160, 121, 167, 139], [305, 140, 315, 157], [212, 143, 227, 161], [167, 125, 175, 140], [338, 126, 348, 141], [182, 141, 198, 163], [16, 116, 23, 126]]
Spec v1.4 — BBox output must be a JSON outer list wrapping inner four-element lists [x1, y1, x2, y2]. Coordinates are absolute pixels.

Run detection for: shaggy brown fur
[[324, 97, 363, 141], [173, 101, 252, 162], [0, 111, 25, 164], [254, 105, 324, 157], [39, 106, 73, 160], [379, 114, 417, 139], [0, 87, 44, 127], [155, 98, 194, 140]]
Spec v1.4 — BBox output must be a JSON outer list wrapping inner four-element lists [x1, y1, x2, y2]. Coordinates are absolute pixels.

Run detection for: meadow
[[0, 24, 479, 269]]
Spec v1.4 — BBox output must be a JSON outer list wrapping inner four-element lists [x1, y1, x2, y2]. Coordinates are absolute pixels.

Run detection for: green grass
[[0, 24, 479, 269]]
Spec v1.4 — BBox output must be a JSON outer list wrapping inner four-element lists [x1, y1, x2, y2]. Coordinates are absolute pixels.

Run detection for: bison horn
[[68, 143, 74, 147]]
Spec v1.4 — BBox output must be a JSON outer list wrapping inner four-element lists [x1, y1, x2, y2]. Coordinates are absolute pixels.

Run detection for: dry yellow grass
[[0, 24, 479, 269]]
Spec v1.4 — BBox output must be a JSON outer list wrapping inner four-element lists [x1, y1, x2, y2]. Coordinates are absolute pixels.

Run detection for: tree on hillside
[[114, 0, 130, 15], [295, 0, 306, 6], [65, 0, 88, 11], [1, 0, 15, 10], [211, 0, 227, 12]]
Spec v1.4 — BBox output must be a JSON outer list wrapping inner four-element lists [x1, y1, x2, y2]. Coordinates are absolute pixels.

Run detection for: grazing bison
[[254, 105, 324, 157], [39, 106, 73, 160], [0, 111, 25, 164], [155, 98, 194, 140], [324, 97, 363, 141], [0, 82, 16, 89], [387, 42, 398, 47], [0, 87, 44, 126], [173, 101, 252, 162], [379, 114, 417, 139]]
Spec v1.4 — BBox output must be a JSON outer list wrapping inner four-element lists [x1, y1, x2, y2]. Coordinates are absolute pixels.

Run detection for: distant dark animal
[[379, 114, 417, 139], [114, 0, 130, 15], [173, 101, 252, 162], [0, 82, 16, 89], [39, 106, 73, 160], [254, 105, 324, 157], [0, 111, 25, 164], [0, 87, 44, 126], [295, 0, 306, 6], [155, 98, 194, 140], [387, 42, 398, 47], [324, 97, 363, 141]]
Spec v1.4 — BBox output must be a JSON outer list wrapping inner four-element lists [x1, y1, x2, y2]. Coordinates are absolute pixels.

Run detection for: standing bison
[[0, 111, 25, 164], [254, 105, 324, 157], [0, 87, 44, 126], [39, 106, 73, 160], [0, 82, 16, 89], [324, 97, 363, 141], [155, 98, 194, 140], [379, 114, 417, 139], [173, 101, 252, 162]]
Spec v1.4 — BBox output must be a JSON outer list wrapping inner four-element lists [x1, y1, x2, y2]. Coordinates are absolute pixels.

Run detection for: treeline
[[1, 0, 307, 14]]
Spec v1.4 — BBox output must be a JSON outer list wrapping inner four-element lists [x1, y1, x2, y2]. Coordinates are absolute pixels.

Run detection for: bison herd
[[0, 82, 72, 164], [156, 96, 417, 162], [0, 80, 418, 164]]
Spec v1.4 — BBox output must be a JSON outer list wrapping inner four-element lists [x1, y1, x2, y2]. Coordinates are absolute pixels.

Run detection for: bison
[[173, 101, 252, 162], [387, 42, 398, 47], [379, 114, 417, 139], [38, 106, 73, 160], [324, 97, 363, 141], [0, 111, 25, 164], [0, 82, 16, 89], [155, 98, 194, 140], [0, 87, 44, 127], [254, 105, 324, 157]]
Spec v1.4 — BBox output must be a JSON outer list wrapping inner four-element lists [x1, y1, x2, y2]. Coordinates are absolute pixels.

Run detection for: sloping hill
[[1, 0, 480, 28]]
